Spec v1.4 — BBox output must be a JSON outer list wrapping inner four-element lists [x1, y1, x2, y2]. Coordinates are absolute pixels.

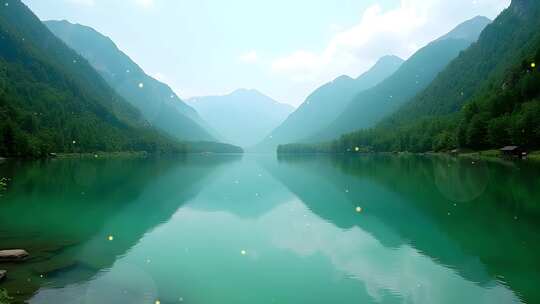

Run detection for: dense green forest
[[278, 0, 540, 154], [0, 1, 241, 157], [45, 20, 218, 143], [310, 17, 490, 142], [0, 0, 185, 157]]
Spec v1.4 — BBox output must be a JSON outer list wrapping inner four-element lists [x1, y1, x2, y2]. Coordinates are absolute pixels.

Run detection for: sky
[[22, 0, 510, 106]]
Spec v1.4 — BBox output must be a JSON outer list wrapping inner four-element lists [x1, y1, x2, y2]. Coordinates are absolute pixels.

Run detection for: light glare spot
[[356, 206, 363, 213], [138, 83, 144, 88], [107, 235, 114, 241], [241, 250, 247, 255]]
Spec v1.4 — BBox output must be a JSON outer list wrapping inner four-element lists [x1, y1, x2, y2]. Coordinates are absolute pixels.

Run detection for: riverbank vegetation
[[0, 289, 11, 304]]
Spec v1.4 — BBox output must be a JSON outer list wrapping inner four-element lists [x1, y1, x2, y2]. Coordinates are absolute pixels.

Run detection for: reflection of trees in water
[[273, 154, 540, 304], [0, 155, 239, 303], [433, 156, 489, 203]]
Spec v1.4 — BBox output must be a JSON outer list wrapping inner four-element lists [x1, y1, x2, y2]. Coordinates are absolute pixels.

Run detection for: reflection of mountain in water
[[269, 154, 540, 304], [0, 155, 239, 303], [187, 155, 295, 218], [1, 155, 538, 303]]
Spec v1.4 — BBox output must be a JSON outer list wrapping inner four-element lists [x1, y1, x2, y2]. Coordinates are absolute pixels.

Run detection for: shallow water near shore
[[0, 154, 539, 304]]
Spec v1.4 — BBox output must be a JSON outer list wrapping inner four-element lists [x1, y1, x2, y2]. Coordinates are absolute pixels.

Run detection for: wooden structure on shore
[[500, 146, 527, 159]]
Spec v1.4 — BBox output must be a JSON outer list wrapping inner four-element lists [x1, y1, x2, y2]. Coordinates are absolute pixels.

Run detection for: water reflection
[[0, 155, 241, 302], [274, 154, 540, 303], [0, 154, 538, 304]]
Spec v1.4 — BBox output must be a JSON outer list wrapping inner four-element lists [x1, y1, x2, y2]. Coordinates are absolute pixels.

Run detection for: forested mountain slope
[[278, 0, 540, 154], [389, 0, 540, 124], [256, 55, 403, 150], [45, 20, 217, 142], [312, 16, 490, 142], [0, 0, 184, 156]]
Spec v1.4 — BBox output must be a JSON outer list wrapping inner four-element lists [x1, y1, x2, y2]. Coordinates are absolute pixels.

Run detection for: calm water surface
[[0, 154, 539, 304]]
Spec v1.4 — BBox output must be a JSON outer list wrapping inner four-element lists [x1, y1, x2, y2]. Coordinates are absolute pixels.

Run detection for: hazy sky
[[23, 0, 510, 106]]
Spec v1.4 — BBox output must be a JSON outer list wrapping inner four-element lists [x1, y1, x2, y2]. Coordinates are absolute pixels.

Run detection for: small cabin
[[500, 146, 527, 158]]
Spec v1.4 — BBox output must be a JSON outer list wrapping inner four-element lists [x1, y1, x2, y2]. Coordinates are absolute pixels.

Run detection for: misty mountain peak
[[437, 16, 491, 43], [332, 75, 354, 84], [230, 88, 262, 97], [187, 90, 294, 147], [376, 55, 405, 66]]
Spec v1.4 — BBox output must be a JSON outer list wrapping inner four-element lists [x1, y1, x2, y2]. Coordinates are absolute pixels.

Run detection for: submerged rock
[[0, 270, 5, 281], [0, 249, 29, 262]]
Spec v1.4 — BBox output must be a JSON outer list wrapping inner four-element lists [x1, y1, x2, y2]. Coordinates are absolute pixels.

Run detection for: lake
[[0, 154, 539, 304]]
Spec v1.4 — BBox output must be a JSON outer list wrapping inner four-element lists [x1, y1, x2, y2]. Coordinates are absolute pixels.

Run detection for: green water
[[0, 155, 539, 304]]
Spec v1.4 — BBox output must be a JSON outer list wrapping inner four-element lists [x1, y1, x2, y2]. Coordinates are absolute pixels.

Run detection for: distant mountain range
[[312, 16, 491, 141], [187, 89, 294, 147], [279, 0, 540, 154], [45, 20, 217, 142], [256, 55, 403, 150], [3, 0, 536, 158]]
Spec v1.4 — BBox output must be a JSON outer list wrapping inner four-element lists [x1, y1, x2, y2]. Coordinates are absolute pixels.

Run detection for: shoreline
[[0, 151, 247, 161], [54, 151, 149, 159], [276, 150, 540, 162]]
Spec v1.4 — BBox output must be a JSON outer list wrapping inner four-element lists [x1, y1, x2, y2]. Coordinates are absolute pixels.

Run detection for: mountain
[[389, 9, 537, 122], [45, 20, 217, 142], [256, 55, 403, 150], [279, 0, 540, 154], [187, 89, 294, 147], [373, 0, 540, 152], [0, 0, 184, 157], [435, 16, 492, 42], [312, 16, 491, 141]]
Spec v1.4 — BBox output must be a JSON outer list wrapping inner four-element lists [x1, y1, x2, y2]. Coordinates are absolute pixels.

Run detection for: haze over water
[[0, 155, 539, 304]]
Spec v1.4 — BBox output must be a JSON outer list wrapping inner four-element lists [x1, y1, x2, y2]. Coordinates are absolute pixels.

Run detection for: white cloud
[[329, 24, 343, 32], [239, 50, 259, 64], [272, 50, 323, 82], [271, 0, 510, 86]]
